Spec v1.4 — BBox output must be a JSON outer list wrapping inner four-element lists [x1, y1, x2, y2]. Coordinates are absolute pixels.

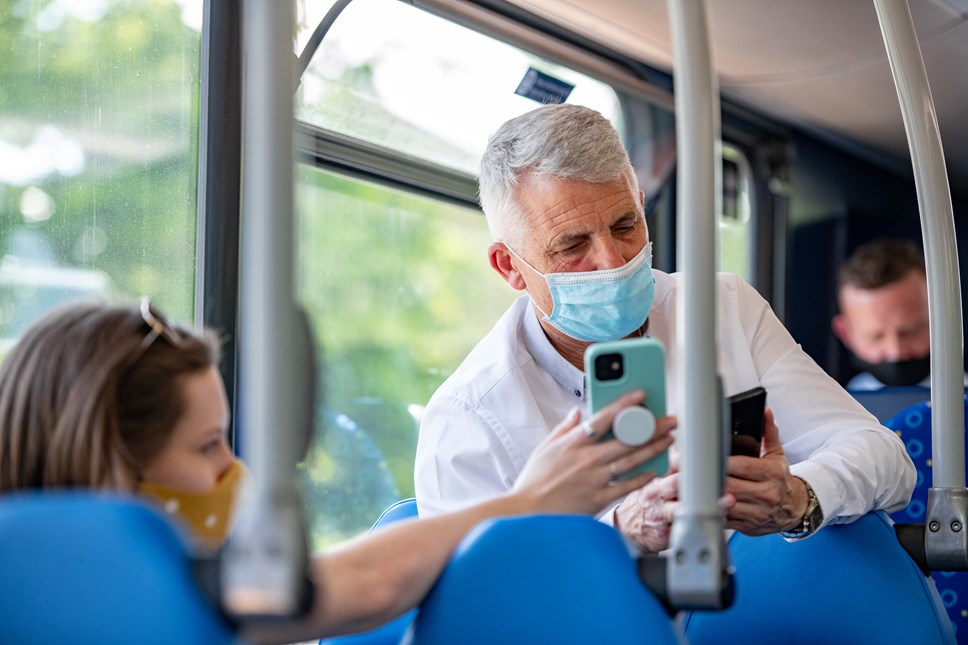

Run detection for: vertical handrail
[[239, 0, 297, 491], [222, 0, 313, 618], [873, 1, 964, 489], [665, 0, 729, 608], [874, 0, 967, 570]]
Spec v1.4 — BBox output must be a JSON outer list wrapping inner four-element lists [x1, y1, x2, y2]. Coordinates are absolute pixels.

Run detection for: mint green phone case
[[584, 337, 669, 479]]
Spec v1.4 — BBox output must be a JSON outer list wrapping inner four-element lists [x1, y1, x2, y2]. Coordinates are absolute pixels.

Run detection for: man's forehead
[[519, 178, 641, 230], [844, 291, 929, 328]]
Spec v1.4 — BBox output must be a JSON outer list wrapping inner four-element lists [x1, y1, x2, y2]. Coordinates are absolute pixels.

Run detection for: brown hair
[[0, 301, 221, 493], [837, 238, 926, 292]]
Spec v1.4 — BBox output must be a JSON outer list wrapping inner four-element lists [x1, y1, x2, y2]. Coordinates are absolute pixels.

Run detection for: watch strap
[[780, 476, 823, 540]]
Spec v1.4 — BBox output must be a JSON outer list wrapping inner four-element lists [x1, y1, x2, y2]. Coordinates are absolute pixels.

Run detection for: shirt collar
[[519, 296, 654, 403], [521, 297, 587, 401]]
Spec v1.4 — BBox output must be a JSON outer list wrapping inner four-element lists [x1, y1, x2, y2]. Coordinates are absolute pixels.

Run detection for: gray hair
[[478, 104, 636, 248]]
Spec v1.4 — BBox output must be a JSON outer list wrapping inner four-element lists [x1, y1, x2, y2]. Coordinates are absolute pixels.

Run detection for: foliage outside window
[[295, 0, 623, 175], [0, 0, 202, 360], [296, 167, 518, 548]]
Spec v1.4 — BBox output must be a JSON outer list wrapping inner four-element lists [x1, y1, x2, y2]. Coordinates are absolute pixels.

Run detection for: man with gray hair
[[414, 103, 913, 551]]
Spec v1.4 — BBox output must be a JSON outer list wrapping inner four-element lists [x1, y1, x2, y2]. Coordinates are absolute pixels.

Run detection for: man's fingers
[[602, 433, 675, 481], [759, 407, 783, 458]]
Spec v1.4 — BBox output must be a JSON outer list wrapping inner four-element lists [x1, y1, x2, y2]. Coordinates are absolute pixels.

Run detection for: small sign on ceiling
[[514, 67, 574, 104]]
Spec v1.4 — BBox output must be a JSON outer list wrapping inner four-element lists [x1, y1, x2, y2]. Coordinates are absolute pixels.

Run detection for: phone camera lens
[[594, 353, 624, 381]]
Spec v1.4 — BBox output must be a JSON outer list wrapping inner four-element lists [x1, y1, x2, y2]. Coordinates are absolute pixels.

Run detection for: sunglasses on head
[[129, 297, 184, 364]]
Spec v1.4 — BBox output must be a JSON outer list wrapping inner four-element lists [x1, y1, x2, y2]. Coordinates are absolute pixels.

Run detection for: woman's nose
[[215, 438, 235, 479]]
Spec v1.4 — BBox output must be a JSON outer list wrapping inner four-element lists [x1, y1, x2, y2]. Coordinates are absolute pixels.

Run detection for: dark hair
[[837, 238, 926, 292], [0, 301, 221, 493]]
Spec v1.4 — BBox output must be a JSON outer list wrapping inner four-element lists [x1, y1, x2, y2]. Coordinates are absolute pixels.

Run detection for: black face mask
[[849, 353, 931, 387]]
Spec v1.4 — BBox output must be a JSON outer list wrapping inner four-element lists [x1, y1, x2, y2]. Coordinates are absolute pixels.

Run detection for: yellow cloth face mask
[[138, 458, 248, 550]]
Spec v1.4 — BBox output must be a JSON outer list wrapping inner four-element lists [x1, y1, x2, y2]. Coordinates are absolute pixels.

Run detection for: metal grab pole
[[665, 0, 729, 608], [222, 0, 314, 618], [874, 0, 967, 571]]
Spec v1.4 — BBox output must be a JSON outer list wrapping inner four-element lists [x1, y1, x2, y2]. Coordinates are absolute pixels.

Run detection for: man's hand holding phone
[[723, 407, 810, 536]]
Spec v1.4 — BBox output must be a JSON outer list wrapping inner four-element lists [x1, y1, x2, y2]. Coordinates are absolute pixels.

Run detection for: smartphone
[[584, 337, 669, 479], [728, 386, 766, 457]]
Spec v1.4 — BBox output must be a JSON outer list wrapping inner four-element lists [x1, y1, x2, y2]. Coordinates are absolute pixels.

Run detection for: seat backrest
[[683, 512, 955, 644], [406, 514, 679, 645], [849, 385, 933, 423], [318, 498, 419, 645], [370, 497, 418, 529], [0, 492, 235, 644], [885, 396, 968, 641]]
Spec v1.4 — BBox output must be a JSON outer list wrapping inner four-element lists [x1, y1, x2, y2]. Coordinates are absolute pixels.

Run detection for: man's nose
[[590, 238, 627, 270], [881, 335, 905, 362]]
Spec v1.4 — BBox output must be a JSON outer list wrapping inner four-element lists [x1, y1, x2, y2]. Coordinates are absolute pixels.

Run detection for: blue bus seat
[[0, 492, 235, 644], [848, 385, 933, 423], [319, 498, 419, 645], [407, 514, 680, 645], [370, 497, 419, 528], [683, 511, 955, 644], [885, 396, 968, 641]]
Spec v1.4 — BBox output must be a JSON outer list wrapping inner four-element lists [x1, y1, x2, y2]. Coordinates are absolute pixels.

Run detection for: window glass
[[295, 0, 623, 175], [296, 165, 518, 548], [0, 0, 202, 358], [718, 145, 754, 281]]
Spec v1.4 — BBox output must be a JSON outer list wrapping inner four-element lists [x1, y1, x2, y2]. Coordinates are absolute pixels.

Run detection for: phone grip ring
[[612, 406, 656, 446]]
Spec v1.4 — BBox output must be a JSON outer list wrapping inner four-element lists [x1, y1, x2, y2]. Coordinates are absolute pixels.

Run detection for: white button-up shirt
[[414, 271, 915, 528]]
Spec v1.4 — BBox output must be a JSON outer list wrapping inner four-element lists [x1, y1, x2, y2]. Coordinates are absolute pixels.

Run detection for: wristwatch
[[780, 476, 824, 541]]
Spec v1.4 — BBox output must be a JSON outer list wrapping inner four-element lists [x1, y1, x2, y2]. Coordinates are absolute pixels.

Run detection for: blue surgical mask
[[508, 242, 656, 342]]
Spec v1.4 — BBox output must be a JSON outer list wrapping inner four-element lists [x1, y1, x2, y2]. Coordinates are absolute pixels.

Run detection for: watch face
[[781, 478, 823, 539], [807, 500, 824, 532], [804, 488, 823, 533]]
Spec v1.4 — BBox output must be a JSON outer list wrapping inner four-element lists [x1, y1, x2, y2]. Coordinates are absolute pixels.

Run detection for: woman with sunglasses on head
[[0, 299, 674, 642]]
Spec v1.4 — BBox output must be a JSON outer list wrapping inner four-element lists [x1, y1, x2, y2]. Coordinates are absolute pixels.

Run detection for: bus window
[[293, 0, 638, 547], [295, 166, 518, 548], [295, 0, 624, 175], [0, 0, 202, 360], [718, 144, 754, 282]]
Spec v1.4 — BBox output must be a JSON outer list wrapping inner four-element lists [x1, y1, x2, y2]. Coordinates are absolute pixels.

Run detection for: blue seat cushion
[[0, 492, 234, 644], [684, 512, 954, 644], [886, 397, 968, 642], [408, 514, 679, 645]]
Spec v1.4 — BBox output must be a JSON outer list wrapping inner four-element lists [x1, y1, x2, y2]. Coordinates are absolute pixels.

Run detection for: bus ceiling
[[494, 0, 968, 188]]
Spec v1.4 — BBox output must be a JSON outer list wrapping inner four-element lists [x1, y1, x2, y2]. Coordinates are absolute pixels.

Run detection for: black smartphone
[[728, 386, 766, 457]]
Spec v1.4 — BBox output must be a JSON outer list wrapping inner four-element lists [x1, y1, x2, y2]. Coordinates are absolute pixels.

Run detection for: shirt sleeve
[[733, 277, 916, 527], [414, 393, 521, 518]]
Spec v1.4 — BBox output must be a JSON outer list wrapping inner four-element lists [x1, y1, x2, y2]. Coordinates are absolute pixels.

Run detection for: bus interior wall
[[785, 131, 968, 386]]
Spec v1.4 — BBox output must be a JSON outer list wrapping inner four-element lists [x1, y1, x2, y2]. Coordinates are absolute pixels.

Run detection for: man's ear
[[832, 314, 850, 347], [488, 242, 527, 290]]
